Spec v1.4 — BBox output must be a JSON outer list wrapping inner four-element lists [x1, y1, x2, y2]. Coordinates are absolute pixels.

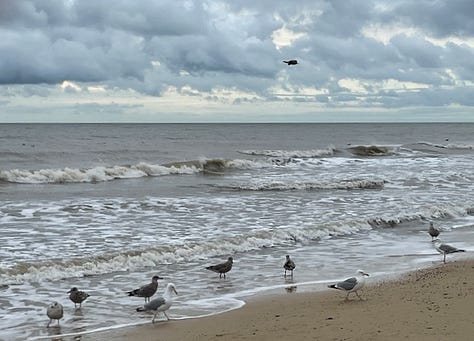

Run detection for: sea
[[0, 123, 473, 340]]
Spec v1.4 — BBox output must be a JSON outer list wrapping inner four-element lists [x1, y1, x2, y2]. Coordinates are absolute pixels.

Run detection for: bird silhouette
[[283, 60, 298, 65]]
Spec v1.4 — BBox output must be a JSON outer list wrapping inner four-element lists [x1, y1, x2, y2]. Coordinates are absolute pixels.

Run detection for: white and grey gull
[[433, 239, 465, 263], [127, 275, 163, 302], [136, 283, 178, 323], [328, 270, 369, 300], [46, 301, 64, 328]]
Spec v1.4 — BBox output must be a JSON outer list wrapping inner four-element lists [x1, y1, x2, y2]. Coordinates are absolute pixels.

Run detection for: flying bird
[[283, 254, 296, 277], [283, 60, 298, 65], [206, 257, 233, 278], [428, 222, 440, 240], [68, 287, 90, 308], [46, 302, 64, 328], [328, 270, 369, 300], [136, 283, 178, 323], [127, 275, 163, 302], [433, 239, 465, 263]]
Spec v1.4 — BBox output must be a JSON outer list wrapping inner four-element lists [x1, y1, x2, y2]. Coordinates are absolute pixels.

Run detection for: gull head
[[357, 270, 369, 277], [167, 283, 178, 296]]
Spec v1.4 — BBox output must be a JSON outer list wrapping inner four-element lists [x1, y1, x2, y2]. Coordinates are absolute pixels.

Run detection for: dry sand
[[91, 260, 474, 341]]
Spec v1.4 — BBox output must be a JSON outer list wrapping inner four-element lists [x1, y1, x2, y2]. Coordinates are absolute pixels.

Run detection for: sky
[[1, 0, 474, 123]]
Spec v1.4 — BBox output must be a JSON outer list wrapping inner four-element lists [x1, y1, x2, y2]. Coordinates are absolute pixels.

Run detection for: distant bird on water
[[433, 239, 465, 263], [283, 254, 296, 277], [328, 270, 370, 300], [136, 283, 178, 323], [68, 287, 90, 308], [428, 222, 440, 240], [46, 301, 64, 328], [127, 275, 163, 302], [283, 59, 298, 65], [206, 257, 233, 278]]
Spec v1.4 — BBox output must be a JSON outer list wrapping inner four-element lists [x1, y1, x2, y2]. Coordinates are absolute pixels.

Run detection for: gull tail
[[127, 290, 138, 297], [136, 307, 145, 312], [328, 284, 337, 289]]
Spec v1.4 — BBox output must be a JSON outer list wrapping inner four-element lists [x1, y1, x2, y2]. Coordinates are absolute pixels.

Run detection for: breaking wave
[[216, 179, 386, 191], [347, 145, 396, 156], [2, 202, 473, 286], [0, 159, 271, 184], [238, 146, 337, 158], [0, 219, 372, 285]]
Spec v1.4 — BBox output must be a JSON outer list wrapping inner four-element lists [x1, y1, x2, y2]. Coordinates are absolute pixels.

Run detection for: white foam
[[238, 147, 336, 158]]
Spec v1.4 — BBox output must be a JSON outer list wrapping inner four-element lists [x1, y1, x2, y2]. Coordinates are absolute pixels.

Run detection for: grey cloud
[[1, 0, 474, 111]]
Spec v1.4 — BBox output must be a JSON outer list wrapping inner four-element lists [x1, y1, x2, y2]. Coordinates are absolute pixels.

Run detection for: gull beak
[[173, 288, 178, 295], [364, 272, 370, 277]]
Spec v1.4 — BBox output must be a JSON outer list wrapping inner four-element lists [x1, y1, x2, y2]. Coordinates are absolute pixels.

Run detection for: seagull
[[283, 255, 296, 277], [127, 275, 163, 302], [136, 283, 178, 323], [283, 60, 298, 65], [328, 270, 370, 300], [433, 239, 465, 263], [428, 222, 440, 240], [68, 287, 90, 308], [206, 257, 233, 279], [46, 302, 64, 328]]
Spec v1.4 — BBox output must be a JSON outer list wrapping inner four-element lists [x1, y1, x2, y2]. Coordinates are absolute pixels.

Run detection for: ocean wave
[[216, 179, 386, 191], [0, 219, 373, 285], [0, 159, 271, 184], [1, 202, 473, 285], [347, 145, 396, 156], [238, 147, 336, 158]]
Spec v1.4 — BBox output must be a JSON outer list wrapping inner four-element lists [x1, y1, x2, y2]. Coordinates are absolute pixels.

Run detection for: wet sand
[[90, 259, 474, 341]]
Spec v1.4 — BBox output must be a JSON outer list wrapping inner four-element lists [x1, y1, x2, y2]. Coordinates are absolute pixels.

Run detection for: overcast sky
[[1, 0, 474, 122]]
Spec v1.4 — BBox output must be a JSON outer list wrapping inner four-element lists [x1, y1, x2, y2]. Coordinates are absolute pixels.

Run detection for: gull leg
[[47, 319, 52, 328], [152, 313, 157, 323], [443, 254, 446, 263], [164, 311, 170, 320]]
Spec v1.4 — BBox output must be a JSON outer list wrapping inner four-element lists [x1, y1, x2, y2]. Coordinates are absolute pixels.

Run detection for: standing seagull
[[283, 255, 296, 277], [328, 270, 370, 300], [136, 283, 178, 323], [283, 60, 298, 65], [46, 302, 64, 328], [127, 275, 163, 302], [428, 222, 440, 240], [433, 239, 465, 263], [68, 287, 90, 308], [206, 257, 233, 278]]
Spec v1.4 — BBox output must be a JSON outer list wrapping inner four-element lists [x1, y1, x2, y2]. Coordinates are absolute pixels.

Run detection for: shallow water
[[0, 123, 473, 340]]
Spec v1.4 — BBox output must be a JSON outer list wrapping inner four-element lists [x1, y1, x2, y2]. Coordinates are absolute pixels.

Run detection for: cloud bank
[[1, 0, 474, 121]]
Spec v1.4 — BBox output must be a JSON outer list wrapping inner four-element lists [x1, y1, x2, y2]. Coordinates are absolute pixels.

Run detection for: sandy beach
[[91, 258, 474, 341]]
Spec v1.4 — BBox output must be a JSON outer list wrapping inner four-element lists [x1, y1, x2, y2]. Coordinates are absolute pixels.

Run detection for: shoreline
[[82, 258, 474, 341]]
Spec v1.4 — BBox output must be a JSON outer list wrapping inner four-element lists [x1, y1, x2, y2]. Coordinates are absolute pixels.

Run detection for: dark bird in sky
[[283, 60, 298, 65]]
